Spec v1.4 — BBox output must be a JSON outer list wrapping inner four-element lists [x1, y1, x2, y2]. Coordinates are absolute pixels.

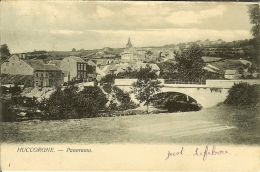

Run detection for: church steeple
[[126, 37, 133, 49]]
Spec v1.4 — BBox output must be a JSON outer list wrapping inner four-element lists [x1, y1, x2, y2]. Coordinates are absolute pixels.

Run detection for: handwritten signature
[[165, 146, 228, 161]]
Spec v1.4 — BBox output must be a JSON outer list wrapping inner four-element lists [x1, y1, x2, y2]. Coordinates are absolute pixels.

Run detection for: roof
[[225, 70, 238, 75], [69, 56, 87, 63], [136, 62, 160, 70], [127, 37, 132, 46], [87, 60, 96, 66], [48, 60, 62, 68], [25, 60, 61, 71], [24, 60, 45, 70], [42, 64, 61, 71]]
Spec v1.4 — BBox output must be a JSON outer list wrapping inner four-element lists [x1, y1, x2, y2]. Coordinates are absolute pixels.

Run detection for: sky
[[1, 1, 255, 53]]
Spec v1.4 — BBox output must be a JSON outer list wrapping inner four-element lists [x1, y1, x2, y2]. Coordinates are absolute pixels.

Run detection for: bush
[[103, 84, 112, 94], [112, 86, 137, 111], [2, 100, 16, 122], [39, 86, 108, 120], [100, 74, 116, 85], [225, 83, 260, 107]]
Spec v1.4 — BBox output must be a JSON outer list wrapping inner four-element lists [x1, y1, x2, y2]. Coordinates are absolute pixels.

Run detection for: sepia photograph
[[1, 1, 260, 171]]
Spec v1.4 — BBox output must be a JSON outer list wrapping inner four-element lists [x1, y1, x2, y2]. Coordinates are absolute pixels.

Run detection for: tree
[[248, 4, 260, 37], [225, 83, 260, 107], [136, 65, 158, 80], [247, 4, 260, 66], [1, 44, 11, 61], [100, 74, 116, 85], [131, 65, 162, 114], [75, 86, 108, 118], [72, 48, 76, 52], [175, 44, 206, 82]]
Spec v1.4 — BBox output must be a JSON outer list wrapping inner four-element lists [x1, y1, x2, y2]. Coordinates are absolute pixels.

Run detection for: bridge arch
[[161, 86, 229, 108]]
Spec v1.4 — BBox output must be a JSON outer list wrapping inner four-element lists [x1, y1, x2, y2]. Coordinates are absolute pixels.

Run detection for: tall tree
[[1, 44, 11, 61], [131, 65, 162, 114], [248, 4, 260, 37], [175, 44, 206, 82], [247, 4, 260, 68]]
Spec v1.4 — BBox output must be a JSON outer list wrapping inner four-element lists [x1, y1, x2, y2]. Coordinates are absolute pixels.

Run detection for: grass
[[1, 104, 259, 145]]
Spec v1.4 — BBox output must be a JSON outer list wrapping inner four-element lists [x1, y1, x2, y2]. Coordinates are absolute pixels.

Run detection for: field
[[2, 104, 260, 145]]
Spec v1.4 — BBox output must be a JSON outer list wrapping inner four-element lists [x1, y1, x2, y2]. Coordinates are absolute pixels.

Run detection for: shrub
[[103, 84, 112, 94], [39, 86, 108, 120], [112, 86, 137, 111], [100, 74, 116, 85], [225, 83, 260, 107], [2, 100, 16, 122]]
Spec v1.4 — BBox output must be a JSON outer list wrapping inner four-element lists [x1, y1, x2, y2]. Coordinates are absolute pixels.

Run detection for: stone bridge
[[114, 79, 260, 108]]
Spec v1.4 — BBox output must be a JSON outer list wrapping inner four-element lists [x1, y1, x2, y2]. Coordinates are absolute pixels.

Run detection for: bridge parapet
[[206, 79, 260, 88], [114, 79, 260, 88]]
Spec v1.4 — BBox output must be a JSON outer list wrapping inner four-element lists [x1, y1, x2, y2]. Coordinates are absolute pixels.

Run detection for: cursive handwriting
[[193, 146, 228, 161], [165, 146, 228, 161], [165, 147, 184, 160]]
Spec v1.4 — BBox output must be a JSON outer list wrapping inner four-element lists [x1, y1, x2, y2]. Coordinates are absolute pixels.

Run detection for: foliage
[[2, 99, 16, 122], [117, 70, 138, 79], [136, 65, 158, 80], [175, 44, 206, 82], [248, 4, 260, 37], [1, 86, 22, 95], [75, 86, 108, 118], [103, 83, 112, 94], [131, 79, 162, 113], [117, 65, 158, 79], [39, 86, 108, 120], [247, 4, 260, 67], [225, 83, 260, 107], [0, 44, 11, 61], [100, 74, 116, 85], [112, 86, 137, 111], [36, 55, 48, 59]]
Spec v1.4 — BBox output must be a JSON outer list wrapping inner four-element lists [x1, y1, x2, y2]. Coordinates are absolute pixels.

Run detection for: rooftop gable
[[225, 70, 238, 75]]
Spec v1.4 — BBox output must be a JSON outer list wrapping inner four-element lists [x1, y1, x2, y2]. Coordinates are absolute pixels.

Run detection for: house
[[132, 62, 161, 76], [120, 38, 145, 62], [33, 64, 64, 87], [224, 70, 241, 80], [1, 55, 64, 87], [60, 56, 95, 82], [1, 54, 35, 75]]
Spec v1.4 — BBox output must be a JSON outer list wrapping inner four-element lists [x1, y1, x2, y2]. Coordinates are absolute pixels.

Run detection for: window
[[81, 64, 83, 70], [77, 72, 80, 79], [35, 81, 38, 87], [84, 72, 86, 78], [45, 73, 48, 77], [84, 64, 86, 70], [78, 64, 80, 69], [35, 73, 38, 78], [41, 73, 43, 77]]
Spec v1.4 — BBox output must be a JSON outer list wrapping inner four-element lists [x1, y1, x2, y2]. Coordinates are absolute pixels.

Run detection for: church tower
[[126, 37, 133, 49]]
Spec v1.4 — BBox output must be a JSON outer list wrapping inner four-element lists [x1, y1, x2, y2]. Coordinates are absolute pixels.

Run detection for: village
[[1, 37, 257, 90]]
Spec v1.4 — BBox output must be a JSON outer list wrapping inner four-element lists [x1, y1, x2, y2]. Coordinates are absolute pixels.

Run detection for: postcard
[[1, 1, 260, 171]]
